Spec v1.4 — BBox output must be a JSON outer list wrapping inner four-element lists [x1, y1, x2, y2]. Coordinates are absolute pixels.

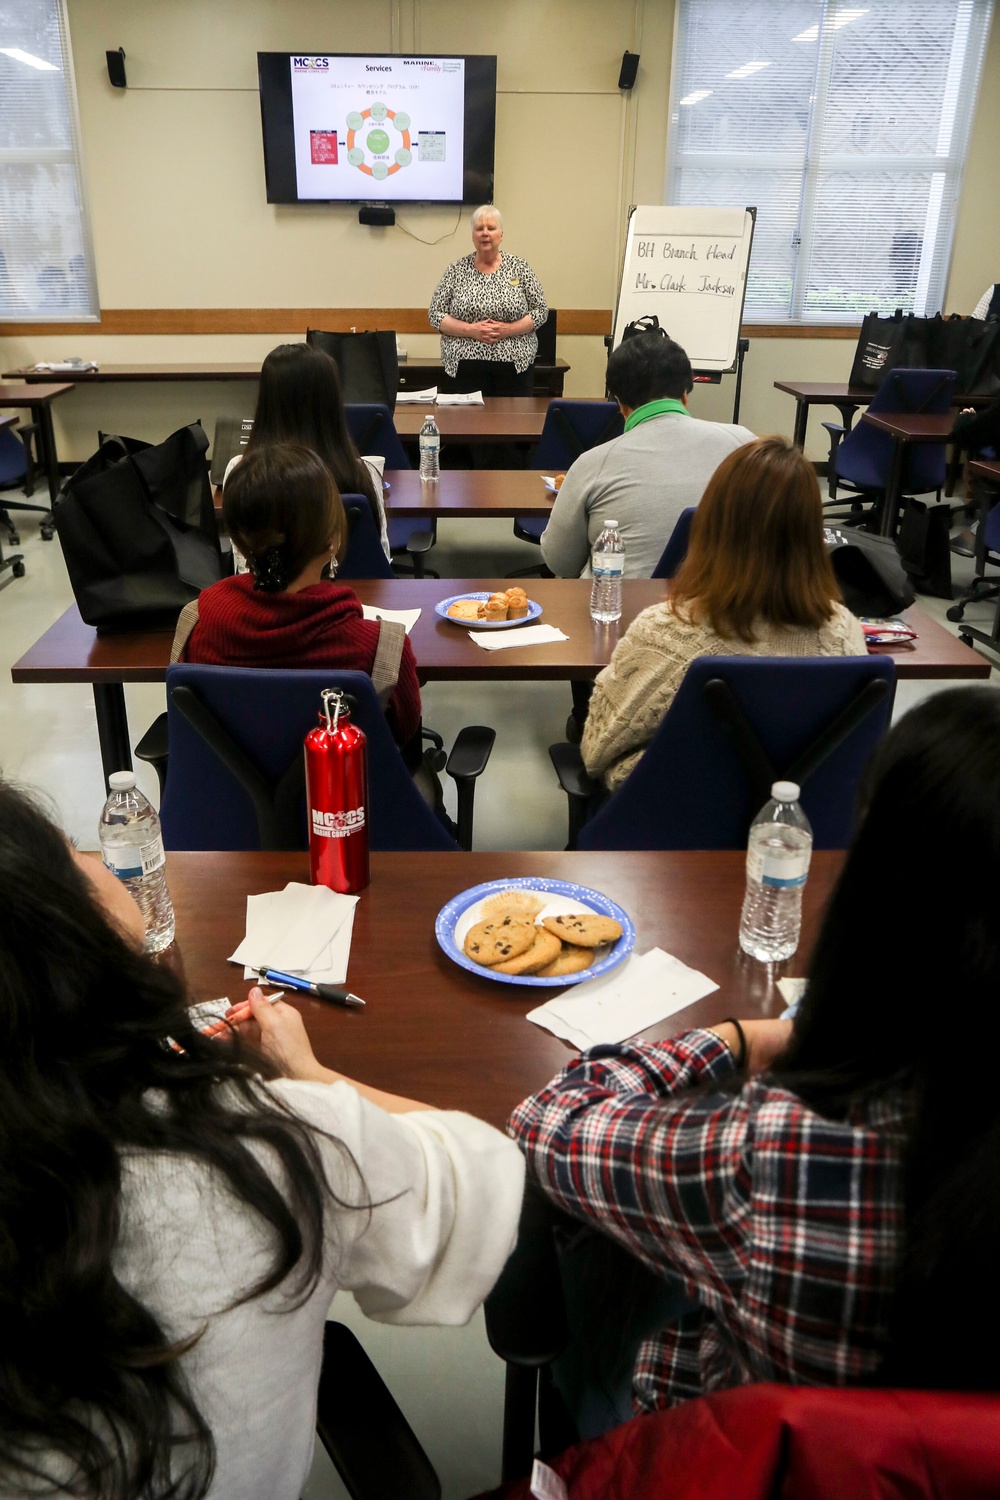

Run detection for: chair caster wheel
[[946, 605, 965, 622], [565, 714, 583, 745], [8, 531, 20, 547], [12, 560, 26, 578], [960, 633, 973, 648], [41, 525, 54, 541]]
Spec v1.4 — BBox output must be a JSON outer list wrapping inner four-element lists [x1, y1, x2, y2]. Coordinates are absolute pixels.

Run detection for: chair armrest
[[821, 420, 847, 438], [548, 740, 599, 799], [403, 527, 435, 555], [316, 1322, 440, 1500], [446, 725, 496, 850], [134, 711, 169, 796]]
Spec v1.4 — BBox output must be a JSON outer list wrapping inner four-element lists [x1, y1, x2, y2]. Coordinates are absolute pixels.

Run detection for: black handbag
[[54, 422, 224, 632], [622, 313, 665, 341], [825, 526, 915, 617], [896, 497, 954, 599]]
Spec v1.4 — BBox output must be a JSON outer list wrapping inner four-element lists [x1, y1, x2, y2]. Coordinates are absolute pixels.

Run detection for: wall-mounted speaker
[[618, 51, 640, 90], [106, 47, 126, 88], [358, 205, 396, 227]]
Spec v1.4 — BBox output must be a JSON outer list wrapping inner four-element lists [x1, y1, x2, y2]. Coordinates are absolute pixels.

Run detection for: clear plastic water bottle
[[419, 414, 441, 481], [590, 520, 625, 623], [98, 771, 175, 953], [739, 781, 813, 962]]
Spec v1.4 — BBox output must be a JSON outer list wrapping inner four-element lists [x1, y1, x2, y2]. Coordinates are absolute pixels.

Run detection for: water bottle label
[[592, 557, 624, 578], [419, 434, 440, 452], [746, 843, 811, 888], [102, 836, 165, 880]]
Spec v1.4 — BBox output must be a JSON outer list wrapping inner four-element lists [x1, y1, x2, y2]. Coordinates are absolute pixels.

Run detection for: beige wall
[[2, 0, 998, 459]]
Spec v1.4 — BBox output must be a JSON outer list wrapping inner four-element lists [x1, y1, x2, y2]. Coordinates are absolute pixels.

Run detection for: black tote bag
[[824, 526, 915, 617], [54, 422, 224, 632], [849, 311, 911, 389]]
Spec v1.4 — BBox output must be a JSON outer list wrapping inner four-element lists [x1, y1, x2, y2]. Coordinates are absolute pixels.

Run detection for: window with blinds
[[665, 0, 993, 323], [0, 0, 98, 321]]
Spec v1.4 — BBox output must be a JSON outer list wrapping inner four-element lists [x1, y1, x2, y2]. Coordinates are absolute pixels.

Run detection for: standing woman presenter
[[429, 204, 548, 396]]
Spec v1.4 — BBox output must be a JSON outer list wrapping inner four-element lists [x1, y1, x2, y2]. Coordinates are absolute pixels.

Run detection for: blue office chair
[[344, 406, 437, 575], [510, 401, 625, 577], [156, 665, 494, 852], [340, 495, 396, 579], [823, 368, 956, 526], [0, 421, 49, 543], [550, 655, 895, 851], [652, 507, 696, 579]]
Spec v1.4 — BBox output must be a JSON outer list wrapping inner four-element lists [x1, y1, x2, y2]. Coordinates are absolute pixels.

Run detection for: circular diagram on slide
[[345, 104, 412, 180]]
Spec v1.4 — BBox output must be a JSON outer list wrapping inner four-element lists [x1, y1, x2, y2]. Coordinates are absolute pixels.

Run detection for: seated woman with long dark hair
[[182, 442, 421, 763], [227, 341, 391, 559], [511, 686, 1000, 1415], [0, 780, 524, 1498], [581, 436, 867, 790]]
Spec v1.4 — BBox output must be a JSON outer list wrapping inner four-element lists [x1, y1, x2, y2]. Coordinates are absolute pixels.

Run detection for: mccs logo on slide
[[293, 57, 329, 70]]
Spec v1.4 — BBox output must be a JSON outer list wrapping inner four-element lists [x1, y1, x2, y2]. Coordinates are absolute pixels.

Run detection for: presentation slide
[[289, 55, 466, 201]]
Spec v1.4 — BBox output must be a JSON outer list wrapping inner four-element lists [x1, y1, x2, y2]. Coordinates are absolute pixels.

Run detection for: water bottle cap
[[606, 519, 619, 528], [108, 771, 136, 790], [771, 780, 800, 802]]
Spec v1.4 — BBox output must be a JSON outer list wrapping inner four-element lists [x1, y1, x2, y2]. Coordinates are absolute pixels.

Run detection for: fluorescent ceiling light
[[0, 47, 59, 70], [793, 9, 868, 42], [679, 89, 713, 104], [726, 60, 772, 78]]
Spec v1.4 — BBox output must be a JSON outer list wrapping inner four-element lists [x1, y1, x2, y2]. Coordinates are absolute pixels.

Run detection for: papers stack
[[436, 390, 485, 406], [32, 360, 98, 373], [470, 624, 568, 651], [527, 948, 719, 1048], [228, 882, 358, 986], [396, 386, 438, 403]]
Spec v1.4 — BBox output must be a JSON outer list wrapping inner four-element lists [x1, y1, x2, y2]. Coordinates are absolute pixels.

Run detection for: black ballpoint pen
[[257, 968, 365, 1009]]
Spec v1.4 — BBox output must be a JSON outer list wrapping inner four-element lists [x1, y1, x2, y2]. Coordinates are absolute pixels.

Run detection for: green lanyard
[[623, 398, 690, 433]]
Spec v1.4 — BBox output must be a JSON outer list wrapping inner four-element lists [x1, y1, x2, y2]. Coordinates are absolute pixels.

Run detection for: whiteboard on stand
[[612, 205, 755, 372]]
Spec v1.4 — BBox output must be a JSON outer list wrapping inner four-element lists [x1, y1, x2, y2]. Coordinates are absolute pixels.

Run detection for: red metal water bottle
[[304, 689, 371, 893]]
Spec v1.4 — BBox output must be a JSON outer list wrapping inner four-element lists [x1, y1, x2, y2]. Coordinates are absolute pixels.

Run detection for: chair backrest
[[306, 328, 398, 411], [345, 404, 411, 469], [578, 655, 895, 851], [210, 415, 254, 486], [340, 495, 395, 579], [531, 400, 624, 471], [0, 426, 26, 486], [836, 367, 957, 495], [535, 308, 558, 366], [159, 664, 457, 852], [652, 507, 696, 579]]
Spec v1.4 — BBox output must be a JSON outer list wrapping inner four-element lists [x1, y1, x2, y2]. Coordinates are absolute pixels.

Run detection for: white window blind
[[666, 0, 993, 322], [0, 0, 98, 320]]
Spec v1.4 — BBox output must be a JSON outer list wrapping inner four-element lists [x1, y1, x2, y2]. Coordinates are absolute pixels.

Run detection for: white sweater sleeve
[[972, 286, 995, 321], [267, 1078, 525, 1326]]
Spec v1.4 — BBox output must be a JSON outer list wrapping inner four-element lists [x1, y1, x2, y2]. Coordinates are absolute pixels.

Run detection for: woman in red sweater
[[184, 443, 422, 765]]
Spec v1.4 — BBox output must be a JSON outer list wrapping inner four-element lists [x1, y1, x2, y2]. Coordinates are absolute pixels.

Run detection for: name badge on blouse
[[509, 278, 520, 287]]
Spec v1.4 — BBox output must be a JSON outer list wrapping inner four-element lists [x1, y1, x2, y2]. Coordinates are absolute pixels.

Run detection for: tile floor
[[1, 498, 997, 1498]]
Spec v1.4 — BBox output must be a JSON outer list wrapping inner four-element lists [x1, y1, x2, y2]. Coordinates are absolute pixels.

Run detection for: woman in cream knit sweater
[[581, 436, 867, 791]]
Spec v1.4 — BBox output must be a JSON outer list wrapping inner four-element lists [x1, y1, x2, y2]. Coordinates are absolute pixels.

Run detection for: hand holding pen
[[213, 988, 338, 1084]]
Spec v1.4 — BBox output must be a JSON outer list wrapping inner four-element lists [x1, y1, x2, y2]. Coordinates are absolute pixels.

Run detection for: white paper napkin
[[777, 976, 807, 1018], [361, 605, 421, 634], [396, 386, 437, 403], [526, 948, 719, 1048], [228, 882, 358, 985], [436, 390, 485, 406], [470, 624, 569, 651]]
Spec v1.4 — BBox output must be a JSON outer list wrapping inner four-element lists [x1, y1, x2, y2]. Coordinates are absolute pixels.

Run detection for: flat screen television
[[257, 53, 497, 205]]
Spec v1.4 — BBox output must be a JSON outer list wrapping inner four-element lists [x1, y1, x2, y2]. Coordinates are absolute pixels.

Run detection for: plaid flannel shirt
[[507, 1029, 909, 1410]]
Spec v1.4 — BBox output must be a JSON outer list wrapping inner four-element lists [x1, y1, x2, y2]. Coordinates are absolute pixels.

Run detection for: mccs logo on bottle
[[311, 806, 366, 839]]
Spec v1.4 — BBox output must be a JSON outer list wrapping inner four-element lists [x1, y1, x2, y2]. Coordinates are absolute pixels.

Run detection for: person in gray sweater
[[541, 332, 755, 578]]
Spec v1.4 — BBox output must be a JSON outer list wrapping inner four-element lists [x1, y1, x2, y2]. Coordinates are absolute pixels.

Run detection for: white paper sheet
[[526, 948, 719, 1048], [469, 624, 568, 652], [361, 605, 422, 634]]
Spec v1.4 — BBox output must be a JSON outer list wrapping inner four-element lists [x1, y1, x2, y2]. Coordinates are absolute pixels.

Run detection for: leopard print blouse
[[428, 252, 548, 375]]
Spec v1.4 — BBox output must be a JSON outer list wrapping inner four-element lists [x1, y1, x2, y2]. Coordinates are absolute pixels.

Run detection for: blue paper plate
[[435, 592, 543, 630], [435, 877, 635, 987]]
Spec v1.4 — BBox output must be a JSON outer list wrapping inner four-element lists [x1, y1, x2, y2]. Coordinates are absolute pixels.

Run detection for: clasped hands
[[472, 319, 508, 345]]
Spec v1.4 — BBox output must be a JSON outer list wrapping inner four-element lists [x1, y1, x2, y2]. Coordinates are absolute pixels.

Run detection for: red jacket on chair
[[475, 1385, 1000, 1500]]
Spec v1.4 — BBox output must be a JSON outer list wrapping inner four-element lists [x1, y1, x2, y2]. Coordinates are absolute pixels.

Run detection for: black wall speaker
[[618, 51, 640, 90], [358, 205, 396, 226], [106, 47, 126, 88]]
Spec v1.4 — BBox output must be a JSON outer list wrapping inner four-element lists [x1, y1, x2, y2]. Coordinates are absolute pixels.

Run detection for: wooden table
[[393, 397, 553, 444], [166, 848, 844, 1127], [0, 381, 74, 502], [214, 471, 557, 522], [12, 588, 986, 784], [4, 358, 572, 398], [968, 458, 1000, 487], [774, 379, 991, 450], [859, 410, 957, 536]]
